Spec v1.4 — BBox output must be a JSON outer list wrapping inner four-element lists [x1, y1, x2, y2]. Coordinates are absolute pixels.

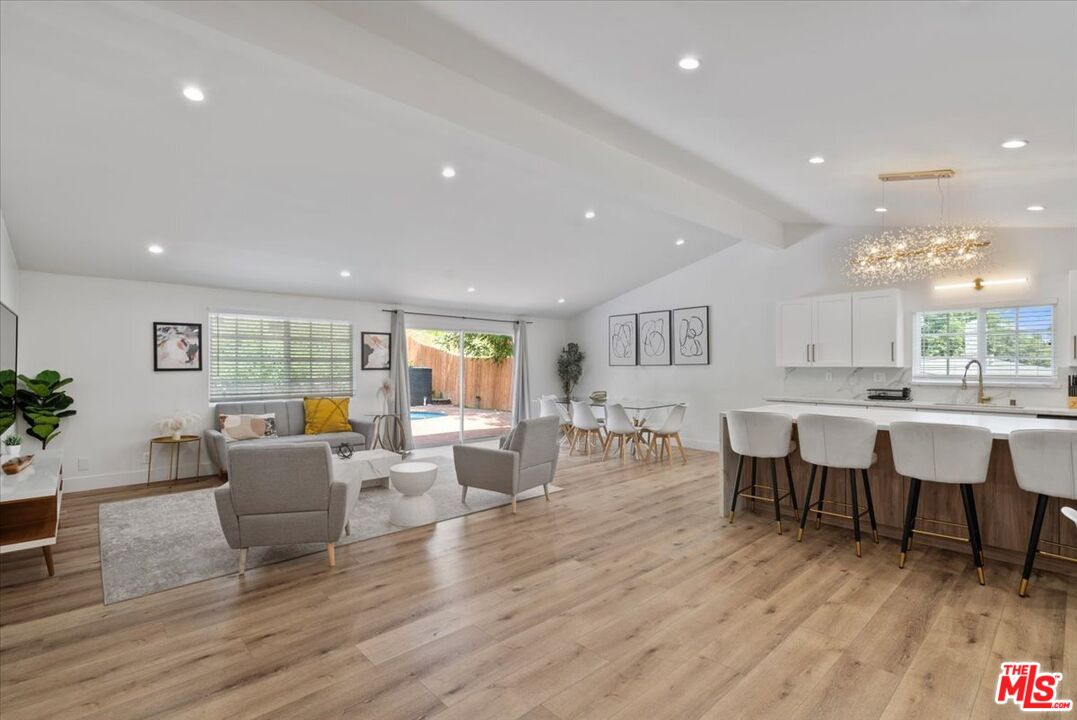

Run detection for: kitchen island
[[719, 402, 1077, 574]]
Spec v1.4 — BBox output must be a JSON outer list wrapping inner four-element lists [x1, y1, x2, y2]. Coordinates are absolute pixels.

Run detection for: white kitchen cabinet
[[852, 289, 904, 367], [812, 294, 853, 366], [1069, 270, 1077, 364], [777, 290, 903, 368], [776, 294, 851, 367], [777, 299, 813, 367]]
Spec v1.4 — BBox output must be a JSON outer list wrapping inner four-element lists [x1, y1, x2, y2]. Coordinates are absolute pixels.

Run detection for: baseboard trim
[[681, 437, 719, 453], [64, 462, 219, 493]]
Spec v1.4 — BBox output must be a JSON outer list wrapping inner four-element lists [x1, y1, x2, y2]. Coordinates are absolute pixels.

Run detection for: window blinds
[[209, 313, 353, 401]]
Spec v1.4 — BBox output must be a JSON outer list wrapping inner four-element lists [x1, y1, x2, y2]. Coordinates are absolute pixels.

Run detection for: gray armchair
[[453, 415, 559, 514], [214, 442, 360, 574]]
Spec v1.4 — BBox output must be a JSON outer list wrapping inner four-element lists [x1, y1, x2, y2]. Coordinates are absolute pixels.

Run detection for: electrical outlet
[[825, 372, 833, 382], [77, 457, 89, 471], [142, 451, 150, 464], [873, 372, 885, 382]]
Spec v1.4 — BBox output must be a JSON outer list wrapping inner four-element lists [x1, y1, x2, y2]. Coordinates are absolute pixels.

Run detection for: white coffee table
[[332, 449, 402, 490], [389, 462, 438, 527]]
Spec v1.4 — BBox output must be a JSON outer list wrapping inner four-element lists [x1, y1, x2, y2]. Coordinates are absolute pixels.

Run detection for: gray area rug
[[99, 456, 559, 604]]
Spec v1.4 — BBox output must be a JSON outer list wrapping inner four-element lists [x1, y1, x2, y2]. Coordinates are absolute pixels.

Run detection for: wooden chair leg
[[461, 486, 468, 503], [327, 543, 336, 567], [619, 435, 626, 461], [602, 433, 614, 461], [674, 433, 687, 463], [512, 495, 518, 514], [543, 483, 550, 501], [42, 546, 55, 577], [238, 548, 247, 576]]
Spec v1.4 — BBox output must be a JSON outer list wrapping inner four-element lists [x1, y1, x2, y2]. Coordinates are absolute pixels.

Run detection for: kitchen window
[[913, 303, 1057, 385], [209, 312, 353, 401]]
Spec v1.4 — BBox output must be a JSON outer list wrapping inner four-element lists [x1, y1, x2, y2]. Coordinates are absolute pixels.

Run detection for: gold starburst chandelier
[[845, 169, 991, 286]]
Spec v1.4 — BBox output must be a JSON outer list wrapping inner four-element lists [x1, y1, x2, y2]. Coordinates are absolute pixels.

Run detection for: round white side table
[[389, 461, 438, 527]]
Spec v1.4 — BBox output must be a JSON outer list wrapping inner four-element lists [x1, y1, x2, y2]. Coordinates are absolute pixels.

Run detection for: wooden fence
[[406, 337, 514, 411]]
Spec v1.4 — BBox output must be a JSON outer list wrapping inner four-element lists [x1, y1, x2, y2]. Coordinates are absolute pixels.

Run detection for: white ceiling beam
[[152, 0, 786, 249]]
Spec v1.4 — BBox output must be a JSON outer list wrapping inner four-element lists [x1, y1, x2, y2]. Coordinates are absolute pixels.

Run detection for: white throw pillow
[[219, 413, 277, 442]]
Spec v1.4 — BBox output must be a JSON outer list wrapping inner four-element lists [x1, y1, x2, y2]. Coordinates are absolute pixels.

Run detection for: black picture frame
[[608, 313, 638, 366], [361, 331, 392, 370], [0, 302, 17, 376], [637, 309, 672, 366], [153, 322, 203, 371], [672, 306, 710, 365]]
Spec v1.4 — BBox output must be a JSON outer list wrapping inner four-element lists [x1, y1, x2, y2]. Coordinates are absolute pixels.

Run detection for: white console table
[[0, 450, 63, 576]]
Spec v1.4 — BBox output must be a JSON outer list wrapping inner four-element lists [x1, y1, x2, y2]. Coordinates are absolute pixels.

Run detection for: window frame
[[911, 299, 1059, 388], [208, 310, 355, 402]]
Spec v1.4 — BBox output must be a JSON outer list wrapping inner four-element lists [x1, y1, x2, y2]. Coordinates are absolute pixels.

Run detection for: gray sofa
[[205, 399, 373, 476], [214, 442, 359, 573], [453, 415, 559, 513]]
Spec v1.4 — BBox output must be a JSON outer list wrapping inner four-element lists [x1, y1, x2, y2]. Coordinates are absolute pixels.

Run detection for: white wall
[[17, 271, 567, 490], [568, 227, 1077, 450], [0, 213, 18, 312]]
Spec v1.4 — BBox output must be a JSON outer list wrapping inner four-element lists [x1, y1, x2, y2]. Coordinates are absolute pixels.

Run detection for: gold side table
[[147, 435, 202, 485]]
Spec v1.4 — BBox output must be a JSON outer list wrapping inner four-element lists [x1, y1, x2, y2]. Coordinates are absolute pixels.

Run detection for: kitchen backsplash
[[781, 367, 1068, 409]]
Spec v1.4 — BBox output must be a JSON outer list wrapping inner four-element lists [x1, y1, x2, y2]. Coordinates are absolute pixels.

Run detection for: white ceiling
[[1, 1, 1074, 318], [429, 0, 1077, 229]]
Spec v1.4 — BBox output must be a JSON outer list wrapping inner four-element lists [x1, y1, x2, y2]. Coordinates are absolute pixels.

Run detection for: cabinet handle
[[1073, 335, 1076, 360], [891, 341, 895, 362], [806, 344, 810, 363], [812, 344, 816, 362]]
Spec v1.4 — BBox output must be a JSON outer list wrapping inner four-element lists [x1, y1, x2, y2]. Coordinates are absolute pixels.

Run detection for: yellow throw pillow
[[304, 396, 351, 435]]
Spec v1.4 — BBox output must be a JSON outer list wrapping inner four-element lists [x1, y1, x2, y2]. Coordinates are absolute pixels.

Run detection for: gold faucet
[[962, 359, 992, 404]]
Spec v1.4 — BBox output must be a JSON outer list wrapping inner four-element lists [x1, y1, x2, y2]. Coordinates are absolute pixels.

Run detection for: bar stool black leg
[[728, 454, 745, 524], [750, 457, 757, 512], [797, 464, 818, 542], [848, 469, 863, 557], [966, 485, 985, 565], [815, 466, 828, 529], [899, 478, 922, 568], [769, 459, 783, 534], [959, 484, 985, 585], [1019, 494, 1049, 597], [861, 469, 879, 544], [783, 456, 799, 514]]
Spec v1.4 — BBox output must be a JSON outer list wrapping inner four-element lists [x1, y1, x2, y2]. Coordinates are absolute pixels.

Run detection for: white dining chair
[[602, 403, 649, 463], [570, 400, 603, 459], [539, 395, 573, 447], [643, 404, 687, 464]]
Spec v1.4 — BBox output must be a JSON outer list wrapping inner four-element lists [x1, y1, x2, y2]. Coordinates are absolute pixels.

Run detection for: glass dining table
[[553, 398, 682, 426]]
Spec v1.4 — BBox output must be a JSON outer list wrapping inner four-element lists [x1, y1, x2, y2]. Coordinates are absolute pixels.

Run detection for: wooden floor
[[1, 446, 1073, 719]]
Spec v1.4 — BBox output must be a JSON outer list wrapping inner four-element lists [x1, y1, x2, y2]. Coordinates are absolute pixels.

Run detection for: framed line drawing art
[[637, 310, 671, 366], [672, 306, 709, 365], [608, 314, 637, 366]]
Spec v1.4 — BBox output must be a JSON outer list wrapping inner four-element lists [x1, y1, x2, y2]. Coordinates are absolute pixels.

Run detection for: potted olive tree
[[556, 343, 585, 402]]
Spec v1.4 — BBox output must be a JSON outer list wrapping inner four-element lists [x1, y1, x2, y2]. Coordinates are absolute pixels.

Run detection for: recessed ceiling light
[[557, 298, 566, 304], [874, 207, 888, 213], [182, 85, 204, 102], [677, 56, 701, 71], [147, 244, 164, 254], [340, 270, 351, 277], [1001, 139, 1028, 149], [1026, 205, 1045, 212], [441, 166, 456, 179], [466, 286, 476, 293], [584, 209, 596, 220], [808, 156, 826, 165], [675, 238, 686, 246]]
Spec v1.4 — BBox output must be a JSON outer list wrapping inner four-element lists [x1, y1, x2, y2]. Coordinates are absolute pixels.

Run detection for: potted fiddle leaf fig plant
[[0, 369, 15, 436], [16, 370, 76, 449]]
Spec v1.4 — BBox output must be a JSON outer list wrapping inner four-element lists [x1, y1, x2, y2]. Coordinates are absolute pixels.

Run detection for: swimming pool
[[410, 410, 447, 421]]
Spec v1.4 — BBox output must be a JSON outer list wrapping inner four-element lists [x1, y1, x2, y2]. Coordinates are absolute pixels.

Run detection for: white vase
[[171, 430, 182, 441], [6, 444, 21, 457]]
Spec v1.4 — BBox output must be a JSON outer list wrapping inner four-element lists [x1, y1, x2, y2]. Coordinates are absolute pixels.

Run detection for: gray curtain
[[390, 310, 414, 451], [511, 321, 531, 426]]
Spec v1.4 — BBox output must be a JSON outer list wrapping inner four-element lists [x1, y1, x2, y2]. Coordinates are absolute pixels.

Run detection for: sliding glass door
[[405, 328, 514, 448]]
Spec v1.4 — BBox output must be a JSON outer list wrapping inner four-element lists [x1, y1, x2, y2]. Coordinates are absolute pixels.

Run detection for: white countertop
[[727, 403, 1077, 440], [0, 451, 63, 502], [764, 395, 1077, 418]]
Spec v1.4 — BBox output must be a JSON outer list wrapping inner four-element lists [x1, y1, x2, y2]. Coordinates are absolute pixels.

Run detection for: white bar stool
[[795, 414, 879, 557], [1009, 429, 1077, 597], [726, 410, 800, 534], [890, 421, 993, 585]]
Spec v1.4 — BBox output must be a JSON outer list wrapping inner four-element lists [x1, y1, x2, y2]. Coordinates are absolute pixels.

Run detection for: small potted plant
[[4, 433, 23, 458]]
